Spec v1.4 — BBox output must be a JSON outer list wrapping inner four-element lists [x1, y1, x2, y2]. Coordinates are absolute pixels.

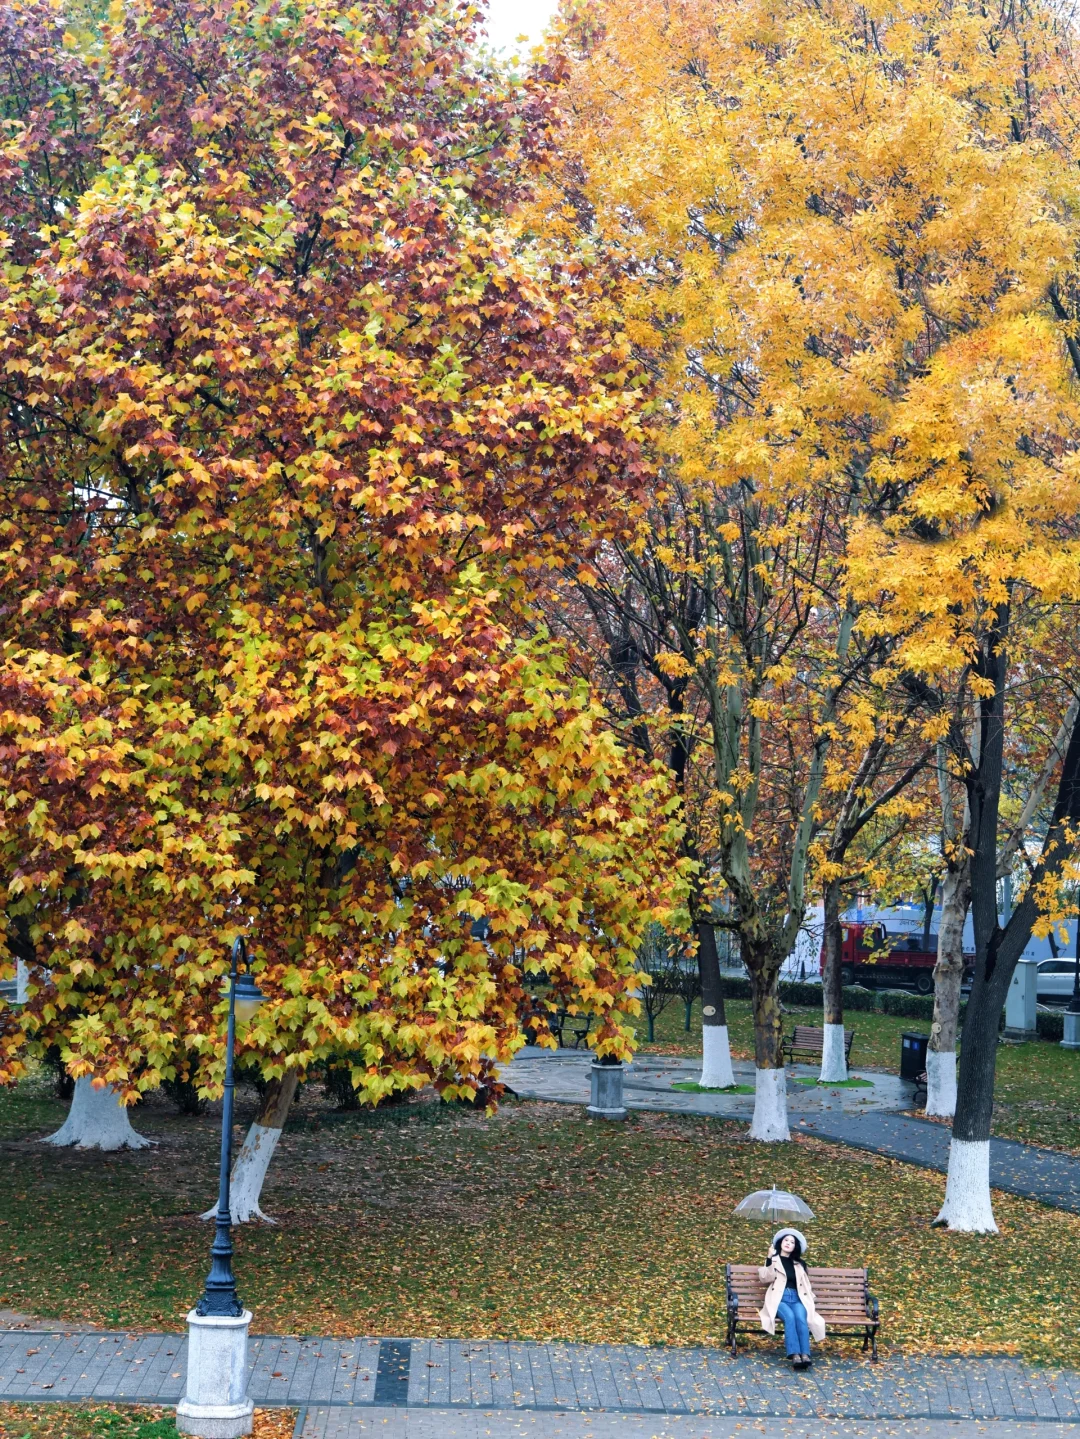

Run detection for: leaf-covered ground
[[640, 998, 1080, 1152], [1, 1076, 1079, 1366], [0, 1405, 293, 1439]]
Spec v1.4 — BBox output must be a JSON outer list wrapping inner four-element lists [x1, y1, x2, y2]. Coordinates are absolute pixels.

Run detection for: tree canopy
[[0, 0, 684, 1100]]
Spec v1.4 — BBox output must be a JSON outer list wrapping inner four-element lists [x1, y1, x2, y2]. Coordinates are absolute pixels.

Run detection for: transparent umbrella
[[733, 1185, 815, 1224]]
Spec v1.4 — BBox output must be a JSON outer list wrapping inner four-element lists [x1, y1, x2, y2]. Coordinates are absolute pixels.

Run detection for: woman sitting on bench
[[757, 1229, 825, 1370]]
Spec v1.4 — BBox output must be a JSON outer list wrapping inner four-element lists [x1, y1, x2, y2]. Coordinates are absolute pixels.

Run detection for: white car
[[1036, 958, 1079, 1002]]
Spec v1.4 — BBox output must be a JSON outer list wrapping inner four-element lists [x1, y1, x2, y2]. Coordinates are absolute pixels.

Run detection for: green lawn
[[0, 1406, 293, 1439], [636, 997, 1080, 1153], [0, 1406, 180, 1439], [2, 1073, 1080, 1366]]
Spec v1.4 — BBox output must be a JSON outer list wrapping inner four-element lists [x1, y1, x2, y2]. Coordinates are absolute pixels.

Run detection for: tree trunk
[[697, 920, 735, 1089], [646, 1011, 656, 1042], [819, 881, 847, 1082], [202, 1071, 299, 1224], [747, 955, 788, 1140], [934, 951, 1009, 1233], [42, 1076, 152, 1151], [926, 860, 970, 1118], [683, 998, 693, 1031], [921, 880, 938, 950]]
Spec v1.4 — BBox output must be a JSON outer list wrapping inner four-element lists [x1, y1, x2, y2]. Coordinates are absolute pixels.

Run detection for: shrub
[[841, 985, 879, 1012], [719, 975, 752, 1000], [880, 990, 935, 1020], [1037, 1009, 1065, 1042], [161, 1076, 206, 1116], [319, 1056, 363, 1110], [778, 980, 824, 1007]]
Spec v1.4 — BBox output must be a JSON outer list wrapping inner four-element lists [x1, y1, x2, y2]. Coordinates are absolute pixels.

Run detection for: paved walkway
[[302, 1413, 1080, 1438], [4, 1330, 1080, 1429], [502, 1051, 911, 1120], [501, 1049, 1080, 1215]]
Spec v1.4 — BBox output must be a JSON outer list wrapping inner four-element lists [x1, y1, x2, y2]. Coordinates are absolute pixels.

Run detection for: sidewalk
[[4, 1330, 1080, 1426], [301, 1412, 1080, 1438], [501, 1049, 1080, 1215]]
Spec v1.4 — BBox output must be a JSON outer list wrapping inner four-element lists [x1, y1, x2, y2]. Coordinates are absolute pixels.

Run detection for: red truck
[[819, 921, 975, 994]]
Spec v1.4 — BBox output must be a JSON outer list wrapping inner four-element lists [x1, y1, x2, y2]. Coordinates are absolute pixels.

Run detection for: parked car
[[819, 921, 974, 995], [1036, 958, 1079, 1003]]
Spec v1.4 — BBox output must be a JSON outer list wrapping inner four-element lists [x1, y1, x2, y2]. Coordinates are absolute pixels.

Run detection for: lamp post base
[[176, 1309, 254, 1439], [1062, 1008, 1080, 1051]]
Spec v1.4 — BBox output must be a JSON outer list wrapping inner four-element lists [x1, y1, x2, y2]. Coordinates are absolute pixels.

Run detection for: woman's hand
[[767, 1247, 776, 1259]]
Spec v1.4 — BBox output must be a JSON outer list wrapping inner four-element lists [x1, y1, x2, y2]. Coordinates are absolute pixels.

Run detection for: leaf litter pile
[[1, 1081, 1077, 1367]]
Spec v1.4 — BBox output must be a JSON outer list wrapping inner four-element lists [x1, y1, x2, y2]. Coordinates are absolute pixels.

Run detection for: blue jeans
[[776, 1287, 810, 1357]]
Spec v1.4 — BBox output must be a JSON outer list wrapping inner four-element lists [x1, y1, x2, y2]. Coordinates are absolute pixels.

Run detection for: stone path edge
[[3, 1394, 1077, 1425]]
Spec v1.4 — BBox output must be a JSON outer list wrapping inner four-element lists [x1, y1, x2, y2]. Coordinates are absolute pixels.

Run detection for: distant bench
[[725, 1263, 880, 1359], [782, 1024, 855, 1066], [524, 1003, 593, 1049]]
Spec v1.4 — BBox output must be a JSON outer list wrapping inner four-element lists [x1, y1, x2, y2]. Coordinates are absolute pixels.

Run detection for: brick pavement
[[299, 1413, 1080, 1439], [4, 1330, 1080, 1428]]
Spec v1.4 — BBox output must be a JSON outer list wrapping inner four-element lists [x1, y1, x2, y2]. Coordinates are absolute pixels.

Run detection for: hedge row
[[1037, 1009, 1065, 1042], [718, 975, 935, 1016], [715, 973, 1069, 1039]]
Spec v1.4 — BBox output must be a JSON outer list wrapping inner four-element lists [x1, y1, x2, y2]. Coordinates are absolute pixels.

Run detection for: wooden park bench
[[725, 1263, 880, 1360], [524, 1003, 593, 1049], [550, 1008, 593, 1049], [782, 1024, 855, 1066], [912, 1069, 928, 1109]]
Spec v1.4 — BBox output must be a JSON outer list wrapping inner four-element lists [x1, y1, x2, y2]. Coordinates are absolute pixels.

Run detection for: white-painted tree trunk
[[42, 1076, 152, 1151], [925, 1048, 957, 1118], [818, 1022, 848, 1083], [202, 1072, 298, 1225], [16, 959, 29, 1004], [749, 1067, 790, 1142], [698, 1025, 736, 1089], [202, 1123, 284, 1224], [934, 1138, 998, 1233]]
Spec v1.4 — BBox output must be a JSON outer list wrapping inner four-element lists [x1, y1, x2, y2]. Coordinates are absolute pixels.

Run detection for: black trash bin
[[900, 1031, 929, 1081]]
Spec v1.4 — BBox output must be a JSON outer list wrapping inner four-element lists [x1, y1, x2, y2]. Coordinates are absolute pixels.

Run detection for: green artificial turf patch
[[794, 1077, 874, 1088], [671, 1081, 755, 1094]]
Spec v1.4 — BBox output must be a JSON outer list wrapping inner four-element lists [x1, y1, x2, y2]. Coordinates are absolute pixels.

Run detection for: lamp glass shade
[[232, 972, 265, 1023]]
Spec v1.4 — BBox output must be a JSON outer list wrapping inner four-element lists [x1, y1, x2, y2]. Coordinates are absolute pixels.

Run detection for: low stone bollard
[[587, 1056, 627, 1120]]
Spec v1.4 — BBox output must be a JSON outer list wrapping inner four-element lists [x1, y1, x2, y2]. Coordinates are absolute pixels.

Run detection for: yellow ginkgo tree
[[545, 0, 1080, 1145]]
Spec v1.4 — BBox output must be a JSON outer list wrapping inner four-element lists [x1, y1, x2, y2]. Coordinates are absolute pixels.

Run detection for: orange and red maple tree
[[0, 0, 684, 1122]]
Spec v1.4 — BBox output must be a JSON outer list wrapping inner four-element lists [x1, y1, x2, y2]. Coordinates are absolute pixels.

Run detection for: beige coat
[[756, 1257, 826, 1342]]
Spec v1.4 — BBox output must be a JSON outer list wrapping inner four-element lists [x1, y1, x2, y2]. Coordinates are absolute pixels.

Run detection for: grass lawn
[[638, 997, 1080, 1153], [2, 1074, 1079, 1367], [0, 1406, 293, 1439]]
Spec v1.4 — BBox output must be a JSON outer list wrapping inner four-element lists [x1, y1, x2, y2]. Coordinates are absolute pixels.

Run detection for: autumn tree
[[544, 0, 1078, 1140], [844, 1, 1080, 1225], [0, 0, 684, 1198]]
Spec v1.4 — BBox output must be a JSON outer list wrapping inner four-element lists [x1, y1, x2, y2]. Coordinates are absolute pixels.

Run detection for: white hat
[[771, 1227, 809, 1255]]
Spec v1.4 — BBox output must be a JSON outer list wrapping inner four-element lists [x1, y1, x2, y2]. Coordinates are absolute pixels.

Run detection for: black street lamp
[[195, 937, 265, 1318]]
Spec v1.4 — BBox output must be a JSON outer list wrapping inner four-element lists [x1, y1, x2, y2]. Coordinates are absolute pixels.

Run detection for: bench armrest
[[866, 1290, 880, 1323]]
